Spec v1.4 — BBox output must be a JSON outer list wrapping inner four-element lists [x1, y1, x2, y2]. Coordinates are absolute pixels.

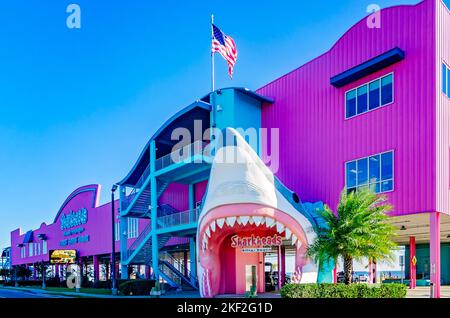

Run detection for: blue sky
[[0, 0, 429, 249]]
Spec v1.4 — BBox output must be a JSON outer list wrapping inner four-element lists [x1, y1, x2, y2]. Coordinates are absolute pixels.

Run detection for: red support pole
[[333, 266, 337, 284], [409, 236, 416, 289], [280, 246, 286, 287], [430, 212, 441, 298]]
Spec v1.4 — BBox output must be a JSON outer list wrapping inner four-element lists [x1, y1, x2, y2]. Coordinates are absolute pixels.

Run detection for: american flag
[[212, 24, 238, 79]]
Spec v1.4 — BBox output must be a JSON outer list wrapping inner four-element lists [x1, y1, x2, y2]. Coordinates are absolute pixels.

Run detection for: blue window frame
[[345, 73, 394, 119], [369, 80, 380, 110], [442, 63, 447, 95], [346, 90, 357, 118], [346, 151, 394, 194], [357, 86, 368, 114], [381, 74, 393, 105]]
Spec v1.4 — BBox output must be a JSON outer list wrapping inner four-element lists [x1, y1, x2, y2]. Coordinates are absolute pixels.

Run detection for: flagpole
[[211, 14, 216, 128], [211, 14, 215, 92]]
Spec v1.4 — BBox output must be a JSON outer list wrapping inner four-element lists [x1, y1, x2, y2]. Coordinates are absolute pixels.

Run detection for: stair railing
[[126, 221, 152, 261], [156, 207, 200, 229], [121, 164, 151, 212]]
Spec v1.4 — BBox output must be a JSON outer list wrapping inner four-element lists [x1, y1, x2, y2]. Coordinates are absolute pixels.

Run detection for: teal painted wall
[[405, 243, 450, 284], [211, 89, 262, 154]]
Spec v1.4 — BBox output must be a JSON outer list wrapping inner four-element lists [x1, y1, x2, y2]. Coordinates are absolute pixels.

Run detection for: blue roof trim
[[117, 100, 212, 186], [53, 186, 98, 223], [330, 47, 405, 88], [23, 230, 33, 244], [201, 87, 274, 104]]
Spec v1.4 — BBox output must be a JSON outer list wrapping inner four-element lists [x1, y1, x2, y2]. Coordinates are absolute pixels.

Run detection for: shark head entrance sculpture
[[197, 128, 331, 297]]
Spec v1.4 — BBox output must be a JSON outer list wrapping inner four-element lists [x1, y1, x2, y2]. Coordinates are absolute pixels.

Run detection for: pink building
[[257, 0, 450, 296], [9, 0, 450, 298]]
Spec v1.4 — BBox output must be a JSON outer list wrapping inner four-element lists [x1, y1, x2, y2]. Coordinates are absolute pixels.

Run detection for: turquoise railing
[[156, 208, 200, 229], [155, 140, 209, 171]]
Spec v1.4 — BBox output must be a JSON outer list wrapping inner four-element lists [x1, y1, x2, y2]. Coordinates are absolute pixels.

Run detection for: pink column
[[93, 255, 100, 282], [409, 236, 416, 289], [277, 246, 281, 290], [368, 260, 373, 284], [333, 266, 337, 284], [430, 212, 441, 298], [280, 246, 286, 287]]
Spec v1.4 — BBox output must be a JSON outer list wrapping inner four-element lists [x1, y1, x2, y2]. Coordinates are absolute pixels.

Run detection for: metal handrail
[[159, 262, 182, 286], [155, 141, 209, 171], [156, 208, 200, 229], [160, 252, 196, 283], [121, 164, 151, 212], [126, 221, 152, 260]]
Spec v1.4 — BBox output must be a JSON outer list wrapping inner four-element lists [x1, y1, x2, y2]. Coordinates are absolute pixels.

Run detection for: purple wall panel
[[258, 0, 437, 216], [436, 0, 450, 216]]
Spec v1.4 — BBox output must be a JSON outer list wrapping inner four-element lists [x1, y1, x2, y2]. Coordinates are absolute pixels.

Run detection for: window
[[443, 63, 447, 95], [345, 90, 356, 118], [21, 247, 26, 258], [35, 242, 40, 255], [42, 241, 47, 254], [127, 218, 139, 239], [29, 243, 33, 257], [346, 151, 394, 194], [115, 222, 120, 241], [345, 73, 394, 119]]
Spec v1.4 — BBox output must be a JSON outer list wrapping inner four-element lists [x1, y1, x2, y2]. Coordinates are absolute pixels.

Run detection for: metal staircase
[[159, 252, 198, 289], [124, 221, 171, 265], [122, 175, 169, 218]]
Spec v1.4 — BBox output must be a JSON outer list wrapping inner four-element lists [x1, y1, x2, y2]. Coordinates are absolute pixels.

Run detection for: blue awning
[[22, 230, 34, 244], [330, 47, 405, 88]]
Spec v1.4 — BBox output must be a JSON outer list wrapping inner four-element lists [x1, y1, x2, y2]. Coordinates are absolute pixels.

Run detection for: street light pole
[[111, 184, 118, 295]]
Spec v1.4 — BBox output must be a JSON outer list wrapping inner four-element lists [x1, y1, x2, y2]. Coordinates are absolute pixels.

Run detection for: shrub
[[281, 283, 407, 299], [118, 279, 155, 296]]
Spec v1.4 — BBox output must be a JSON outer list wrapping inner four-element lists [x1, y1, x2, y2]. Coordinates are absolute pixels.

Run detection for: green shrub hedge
[[281, 283, 407, 298], [118, 279, 155, 296]]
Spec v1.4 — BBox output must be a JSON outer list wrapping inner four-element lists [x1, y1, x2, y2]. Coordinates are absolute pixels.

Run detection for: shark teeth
[[276, 222, 285, 234], [226, 217, 237, 227], [210, 220, 216, 233], [216, 218, 225, 229], [291, 234, 298, 246], [265, 217, 275, 227], [201, 216, 303, 251], [240, 216, 249, 226], [253, 216, 263, 226], [285, 228, 292, 240]]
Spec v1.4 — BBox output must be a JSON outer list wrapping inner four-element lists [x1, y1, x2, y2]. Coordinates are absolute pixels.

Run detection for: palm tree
[[307, 188, 397, 284]]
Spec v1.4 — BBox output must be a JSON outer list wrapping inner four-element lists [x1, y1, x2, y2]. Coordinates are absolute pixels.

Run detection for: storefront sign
[[60, 208, 88, 230], [230, 234, 283, 248], [242, 247, 273, 253], [60, 234, 89, 246], [49, 250, 77, 264]]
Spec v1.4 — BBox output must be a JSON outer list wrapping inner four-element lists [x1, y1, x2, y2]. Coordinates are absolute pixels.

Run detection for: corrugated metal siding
[[258, 0, 436, 216], [436, 0, 450, 216], [159, 183, 189, 211]]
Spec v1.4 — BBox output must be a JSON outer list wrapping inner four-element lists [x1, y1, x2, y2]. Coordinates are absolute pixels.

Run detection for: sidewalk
[[0, 286, 202, 298]]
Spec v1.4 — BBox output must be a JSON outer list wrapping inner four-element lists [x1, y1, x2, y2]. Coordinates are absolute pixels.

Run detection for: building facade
[[9, 0, 450, 297]]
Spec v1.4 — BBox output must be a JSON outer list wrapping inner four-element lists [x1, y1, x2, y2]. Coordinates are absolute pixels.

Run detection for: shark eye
[[292, 193, 300, 204]]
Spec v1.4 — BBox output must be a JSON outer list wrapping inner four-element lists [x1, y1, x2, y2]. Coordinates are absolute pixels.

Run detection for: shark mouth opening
[[196, 127, 320, 297], [197, 203, 316, 298]]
